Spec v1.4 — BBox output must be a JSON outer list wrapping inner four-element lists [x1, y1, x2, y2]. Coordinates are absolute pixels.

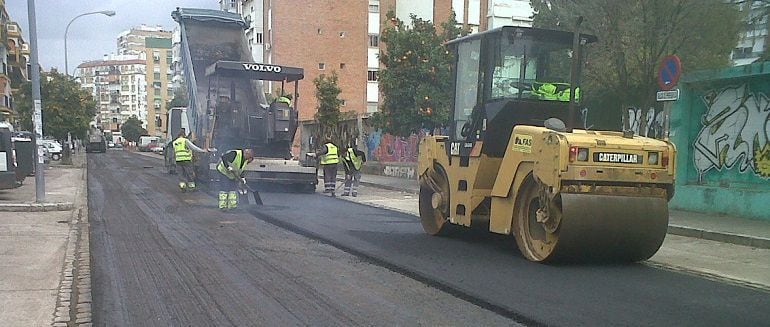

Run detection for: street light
[[64, 10, 116, 76]]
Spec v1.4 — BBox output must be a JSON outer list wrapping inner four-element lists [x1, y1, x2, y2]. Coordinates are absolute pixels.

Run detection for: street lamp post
[[64, 10, 115, 76]]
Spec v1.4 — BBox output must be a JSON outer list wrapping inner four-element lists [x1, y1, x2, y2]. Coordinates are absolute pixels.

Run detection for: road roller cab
[[417, 25, 676, 263]]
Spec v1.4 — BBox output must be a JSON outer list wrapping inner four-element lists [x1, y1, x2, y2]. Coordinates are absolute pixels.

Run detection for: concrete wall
[[670, 62, 770, 220]]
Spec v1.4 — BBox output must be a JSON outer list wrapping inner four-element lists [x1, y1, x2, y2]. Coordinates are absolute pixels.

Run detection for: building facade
[[0, 1, 12, 121], [76, 57, 147, 133], [731, 0, 769, 66], [144, 37, 173, 137], [219, 0, 533, 120], [2, 6, 30, 123], [117, 25, 173, 56]]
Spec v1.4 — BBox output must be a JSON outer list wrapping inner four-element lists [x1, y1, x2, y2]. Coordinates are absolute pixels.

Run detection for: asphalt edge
[[344, 177, 770, 250]]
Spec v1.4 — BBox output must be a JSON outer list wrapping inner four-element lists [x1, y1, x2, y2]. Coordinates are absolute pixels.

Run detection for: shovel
[[238, 179, 263, 205]]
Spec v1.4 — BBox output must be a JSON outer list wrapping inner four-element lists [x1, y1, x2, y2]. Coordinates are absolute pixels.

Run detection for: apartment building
[[2, 11, 30, 122], [117, 25, 173, 56], [144, 37, 174, 137], [0, 0, 12, 120], [221, 0, 533, 122], [76, 57, 147, 133], [732, 0, 769, 65]]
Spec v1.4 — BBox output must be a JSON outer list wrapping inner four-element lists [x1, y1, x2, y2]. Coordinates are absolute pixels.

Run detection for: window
[[255, 32, 263, 44], [368, 4, 379, 13], [112, 118, 118, 124], [340, 63, 346, 69], [341, 100, 347, 106], [367, 70, 378, 81], [154, 89, 161, 96], [317, 28, 323, 35], [154, 72, 161, 79], [368, 34, 379, 47], [153, 50, 160, 64], [318, 63, 326, 70], [339, 31, 346, 38], [453, 39, 481, 139]]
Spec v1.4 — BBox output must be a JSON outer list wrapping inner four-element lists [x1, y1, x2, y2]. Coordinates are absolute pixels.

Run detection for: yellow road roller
[[417, 25, 676, 262]]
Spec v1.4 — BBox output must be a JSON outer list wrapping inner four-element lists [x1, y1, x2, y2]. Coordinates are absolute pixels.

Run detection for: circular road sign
[[657, 55, 682, 91]]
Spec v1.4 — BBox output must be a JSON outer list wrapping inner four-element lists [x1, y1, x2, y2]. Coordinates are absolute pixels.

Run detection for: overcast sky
[[7, 0, 218, 74]]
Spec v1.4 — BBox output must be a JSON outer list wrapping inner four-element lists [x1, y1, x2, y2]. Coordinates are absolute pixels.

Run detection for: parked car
[[41, 141, 62, 160], [149, 142, 165, 154]]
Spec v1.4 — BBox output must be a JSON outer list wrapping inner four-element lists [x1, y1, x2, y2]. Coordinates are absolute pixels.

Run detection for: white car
[[41, 141, 63, 161]]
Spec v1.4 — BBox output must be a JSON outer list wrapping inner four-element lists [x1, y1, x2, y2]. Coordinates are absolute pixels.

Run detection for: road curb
[[667, 225, 770, 249], [0, 202, 75, 212], [346, 177, 770, 250], [51, 156, 91, 326]]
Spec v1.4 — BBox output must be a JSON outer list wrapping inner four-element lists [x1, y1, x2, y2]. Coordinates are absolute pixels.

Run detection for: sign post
[[657, 55, 682, 141]]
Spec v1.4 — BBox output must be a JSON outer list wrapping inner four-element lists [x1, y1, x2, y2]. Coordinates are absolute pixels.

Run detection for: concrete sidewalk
[[0, 153, 90, 326], [339, 173, 770, 250]]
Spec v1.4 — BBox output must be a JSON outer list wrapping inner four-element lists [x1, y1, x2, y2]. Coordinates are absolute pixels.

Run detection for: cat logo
[[512, 134, 533, 153], [450, 142, 461, 156]]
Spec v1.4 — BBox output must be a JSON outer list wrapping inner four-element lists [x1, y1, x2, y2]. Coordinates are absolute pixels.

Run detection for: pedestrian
[[342, 144, 366, 197], [314, 137, 339, 197], [215, 148, 255, 211], [172, 131, 207, 192]]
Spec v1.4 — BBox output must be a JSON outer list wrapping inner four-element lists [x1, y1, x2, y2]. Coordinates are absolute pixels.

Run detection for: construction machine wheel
[[513, 175, 669, 263], [513, 177, 560, 262], [419, 164, 450, 236]]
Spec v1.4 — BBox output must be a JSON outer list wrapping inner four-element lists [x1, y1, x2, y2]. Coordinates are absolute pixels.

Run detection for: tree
[[531, 0, 741, 130], [314, 72, 344, 141], [372, 11, 468, 137], [120, 115, 147, 143], [14, 71, 96, 140]]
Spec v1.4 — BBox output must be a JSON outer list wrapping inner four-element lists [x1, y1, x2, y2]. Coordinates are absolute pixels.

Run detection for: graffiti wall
[[623, 107, 664, 138], [669, 62, 770, 220], [692, 85, 770, 179], [365, 130, 424, 163]]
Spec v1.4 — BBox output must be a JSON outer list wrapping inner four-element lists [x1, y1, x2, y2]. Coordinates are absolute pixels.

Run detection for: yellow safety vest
[[346, 148, 362, 171], [173, 137, 192, 162], [216, 150, 246, 180], [320, 143, 339, 165]]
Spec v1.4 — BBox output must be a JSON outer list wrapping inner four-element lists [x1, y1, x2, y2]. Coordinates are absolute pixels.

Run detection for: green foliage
[[372, 11, 469, 137], [13, 71, 96, 140], [313, 72, 343, 139], [120, 115, 147, 143], [531, 0, 741, 129]]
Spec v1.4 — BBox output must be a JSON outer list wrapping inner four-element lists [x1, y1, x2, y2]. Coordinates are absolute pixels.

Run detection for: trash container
[[0, 128, 19, 188], [13, 138, 34, 177]]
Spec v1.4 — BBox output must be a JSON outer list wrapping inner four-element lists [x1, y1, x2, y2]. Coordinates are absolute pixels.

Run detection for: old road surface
[[89, 150, 770, 326]]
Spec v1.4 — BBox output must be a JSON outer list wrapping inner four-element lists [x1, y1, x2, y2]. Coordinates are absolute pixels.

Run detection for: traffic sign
[[657, 55, 682, 91], [657, 89, 679, 102], [657, 55, 682, 90]]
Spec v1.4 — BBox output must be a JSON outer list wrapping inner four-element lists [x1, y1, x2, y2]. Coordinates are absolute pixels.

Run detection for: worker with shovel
[[215, 148, 255, 211]]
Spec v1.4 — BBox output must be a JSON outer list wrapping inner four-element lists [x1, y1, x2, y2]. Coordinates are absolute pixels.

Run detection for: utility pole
[[27, 0, 45, 202]]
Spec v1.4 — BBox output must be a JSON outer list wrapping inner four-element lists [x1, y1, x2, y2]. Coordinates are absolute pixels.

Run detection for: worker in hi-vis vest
[[172, 130, 208, 192], [341, 145, 366, 197], [310, 137, 339, 197], [215, 148, 255, 210]]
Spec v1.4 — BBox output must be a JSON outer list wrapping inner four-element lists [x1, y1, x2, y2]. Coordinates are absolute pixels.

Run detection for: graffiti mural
[[693, 84, 770, 179], [366, 130, 424, 163], [624, 107, 664, 138]]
